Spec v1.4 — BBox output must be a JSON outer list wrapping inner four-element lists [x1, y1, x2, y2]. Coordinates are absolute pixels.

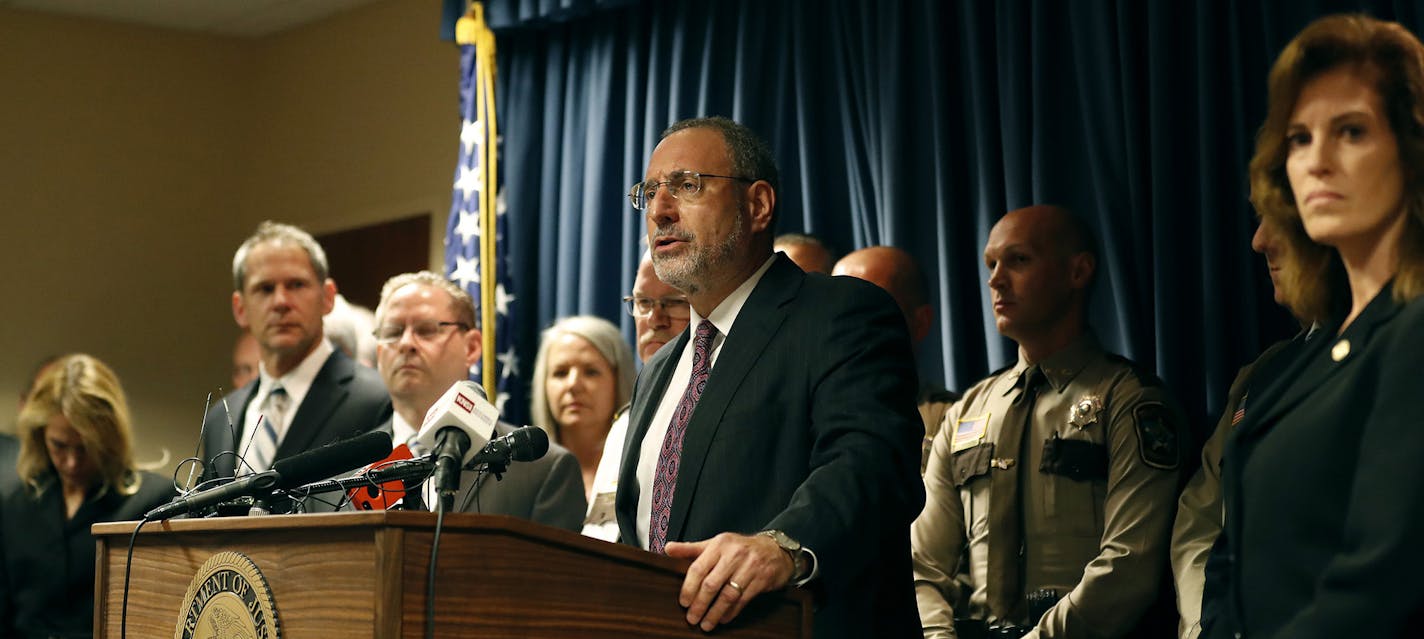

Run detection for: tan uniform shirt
[[1170, 337, 1296, 639], [920, 385, 961, 475], [912, 334, 1185, 639]]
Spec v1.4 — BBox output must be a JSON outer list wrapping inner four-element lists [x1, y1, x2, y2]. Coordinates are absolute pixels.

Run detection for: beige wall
[[0, 1, 456, 475]]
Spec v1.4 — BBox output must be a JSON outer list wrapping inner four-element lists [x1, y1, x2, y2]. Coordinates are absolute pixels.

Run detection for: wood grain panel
[[94, 512, 809, 639]]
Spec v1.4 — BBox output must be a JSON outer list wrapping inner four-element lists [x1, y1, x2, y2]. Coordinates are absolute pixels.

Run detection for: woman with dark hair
[[0, 354, 173, 638], [1202, 13, 1424, 639]]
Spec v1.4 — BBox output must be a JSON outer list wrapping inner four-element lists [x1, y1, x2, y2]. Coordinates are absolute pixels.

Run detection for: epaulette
[[1104, 353, 1168, 388], [917, 385, 962, 405]]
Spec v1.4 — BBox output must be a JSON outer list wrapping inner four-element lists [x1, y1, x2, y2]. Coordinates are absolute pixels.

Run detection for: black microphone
[[295, 456, 437, 496], [147, 430, 392, 520], [466, 426, 549, 467], [274, 430, 394, 487], [433, 428, 470, 499]]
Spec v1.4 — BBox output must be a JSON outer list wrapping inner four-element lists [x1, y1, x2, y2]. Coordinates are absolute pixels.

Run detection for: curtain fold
[[475, 0, 1420, 433]]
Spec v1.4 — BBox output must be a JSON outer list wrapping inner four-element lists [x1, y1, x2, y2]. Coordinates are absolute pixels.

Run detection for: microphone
[[291, 455, 436, 498], [466, 426, 549, 468], [275, 430, 394, 487], [147, 430, 393, 520], [412, 381, 498, 504], [347, 443, 414, 511]]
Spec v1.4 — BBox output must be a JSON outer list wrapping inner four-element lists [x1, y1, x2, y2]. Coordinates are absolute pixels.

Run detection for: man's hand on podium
[[665, 532, 795, 632]]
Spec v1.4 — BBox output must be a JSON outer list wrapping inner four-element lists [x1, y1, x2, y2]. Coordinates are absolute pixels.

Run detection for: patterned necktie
[[648, 320, 719, 553], [248, 385, 288, 473], [986, 366, 1043, 622]]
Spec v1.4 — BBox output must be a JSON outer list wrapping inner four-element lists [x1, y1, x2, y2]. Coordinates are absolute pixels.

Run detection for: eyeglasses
[[372, 320, 469, 344], [623, 295, 691, 319], [627, 170, 754, 210]]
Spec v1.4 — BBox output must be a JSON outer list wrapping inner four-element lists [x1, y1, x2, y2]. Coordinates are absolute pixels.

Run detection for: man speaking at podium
[[371, 271, 585, 529], [615, 117, 924, 638]]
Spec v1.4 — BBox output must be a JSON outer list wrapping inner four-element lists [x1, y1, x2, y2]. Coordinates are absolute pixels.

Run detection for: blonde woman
[[0, 354, 173, 637], [530, 316, 635, 498]]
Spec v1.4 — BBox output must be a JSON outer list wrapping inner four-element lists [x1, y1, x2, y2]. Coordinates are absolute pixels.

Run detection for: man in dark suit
[[367, 270, 585, 529], [201, 221, 390, 483], [614, 117, 924, 638]]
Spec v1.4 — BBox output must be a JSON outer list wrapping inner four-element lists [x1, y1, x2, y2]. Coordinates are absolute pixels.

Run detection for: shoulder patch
[[1134, 401, 1179, 470]]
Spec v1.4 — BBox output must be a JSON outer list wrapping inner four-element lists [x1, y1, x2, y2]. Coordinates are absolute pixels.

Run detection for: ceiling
[[0, 0, 384, 37]]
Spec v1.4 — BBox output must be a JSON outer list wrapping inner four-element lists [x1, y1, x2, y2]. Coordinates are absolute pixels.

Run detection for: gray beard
[[652, 213, 745, 296]]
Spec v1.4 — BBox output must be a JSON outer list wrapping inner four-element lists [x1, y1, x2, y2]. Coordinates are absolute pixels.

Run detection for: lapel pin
[[1331, 339, 1350, 362]]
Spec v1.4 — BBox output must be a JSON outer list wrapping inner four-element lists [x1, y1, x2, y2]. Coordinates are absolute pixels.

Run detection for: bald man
[[773, 232, 835, 274], [834, 246, 960, 474], [912, 205, 1186, 638]]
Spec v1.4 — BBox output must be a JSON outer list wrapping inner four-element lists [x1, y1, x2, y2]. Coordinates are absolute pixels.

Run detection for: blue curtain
[[442, 0, 1422, 435]]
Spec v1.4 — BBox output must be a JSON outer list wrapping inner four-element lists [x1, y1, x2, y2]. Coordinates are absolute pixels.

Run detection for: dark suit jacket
[[0, 472, 174, 638], [201, 348, 391, 481], [1203, 284, 1424, 638], [615, 254, 925, 639], [0, 434, 18, 497], [360, 419, 587, 531]]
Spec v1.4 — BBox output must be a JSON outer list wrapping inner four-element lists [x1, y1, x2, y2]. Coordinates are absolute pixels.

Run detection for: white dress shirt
[[238, 339, 334, 470], [635, 256, 775, 548]]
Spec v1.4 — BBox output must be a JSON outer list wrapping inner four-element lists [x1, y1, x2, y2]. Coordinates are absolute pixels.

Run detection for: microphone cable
[[456, 466, 493, 513], [424, 490, 447, 639], [119, 515, 154, 639]]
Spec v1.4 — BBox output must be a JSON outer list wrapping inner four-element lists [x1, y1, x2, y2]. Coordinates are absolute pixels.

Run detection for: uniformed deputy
[[1169, 336, 1299, 639], [1169, 216, 1310, 639], [912, 205, 1186, 639]]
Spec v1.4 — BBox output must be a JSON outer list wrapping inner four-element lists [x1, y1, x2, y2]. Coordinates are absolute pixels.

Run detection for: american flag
[[444, 9, 519, 418]]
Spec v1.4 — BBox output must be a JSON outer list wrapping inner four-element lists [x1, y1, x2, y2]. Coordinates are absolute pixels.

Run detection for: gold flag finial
[[455, 1, 486, 45]]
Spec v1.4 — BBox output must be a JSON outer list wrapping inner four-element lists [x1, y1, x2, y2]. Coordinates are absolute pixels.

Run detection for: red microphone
[[347, 443, 414, 510]]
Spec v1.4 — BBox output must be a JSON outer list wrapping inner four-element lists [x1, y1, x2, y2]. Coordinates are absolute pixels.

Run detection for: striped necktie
[[247, 385, 288, 473]]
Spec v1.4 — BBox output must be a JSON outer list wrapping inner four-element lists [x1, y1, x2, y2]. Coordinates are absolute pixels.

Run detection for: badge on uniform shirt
[[1068, 395, 1104, 429], [952, 414, 990, 453], [585, 491, 616, 526], [1135, 402, 1180, 470]]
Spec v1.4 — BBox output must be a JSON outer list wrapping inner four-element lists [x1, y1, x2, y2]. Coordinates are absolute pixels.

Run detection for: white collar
[[256, 338, 334, 408], [690, 255, 776, 337]]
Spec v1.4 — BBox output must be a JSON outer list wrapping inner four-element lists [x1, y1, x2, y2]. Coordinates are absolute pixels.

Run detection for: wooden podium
[[93, 511, 810, 638]]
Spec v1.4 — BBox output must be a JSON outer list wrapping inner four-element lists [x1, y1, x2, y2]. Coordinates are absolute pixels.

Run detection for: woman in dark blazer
[[0, 354, 174, 638], [1201, 14, 1424, 639]]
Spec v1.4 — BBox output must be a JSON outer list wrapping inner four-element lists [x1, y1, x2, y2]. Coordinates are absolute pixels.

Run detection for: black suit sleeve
[[764, 280, 924, 596]]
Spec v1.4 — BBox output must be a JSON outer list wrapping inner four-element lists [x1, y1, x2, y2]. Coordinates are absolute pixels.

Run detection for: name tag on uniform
[[952, 414, 990, 453]]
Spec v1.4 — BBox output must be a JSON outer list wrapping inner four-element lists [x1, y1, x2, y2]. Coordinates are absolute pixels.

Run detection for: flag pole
[[456, 2, 499, 402]]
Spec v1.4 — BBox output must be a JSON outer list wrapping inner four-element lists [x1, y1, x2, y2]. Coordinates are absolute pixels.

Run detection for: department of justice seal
[[175, 551, 281, 639]]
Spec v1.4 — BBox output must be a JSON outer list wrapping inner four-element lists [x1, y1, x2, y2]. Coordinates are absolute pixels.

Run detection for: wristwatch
[[759, 529, 812, 584]]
